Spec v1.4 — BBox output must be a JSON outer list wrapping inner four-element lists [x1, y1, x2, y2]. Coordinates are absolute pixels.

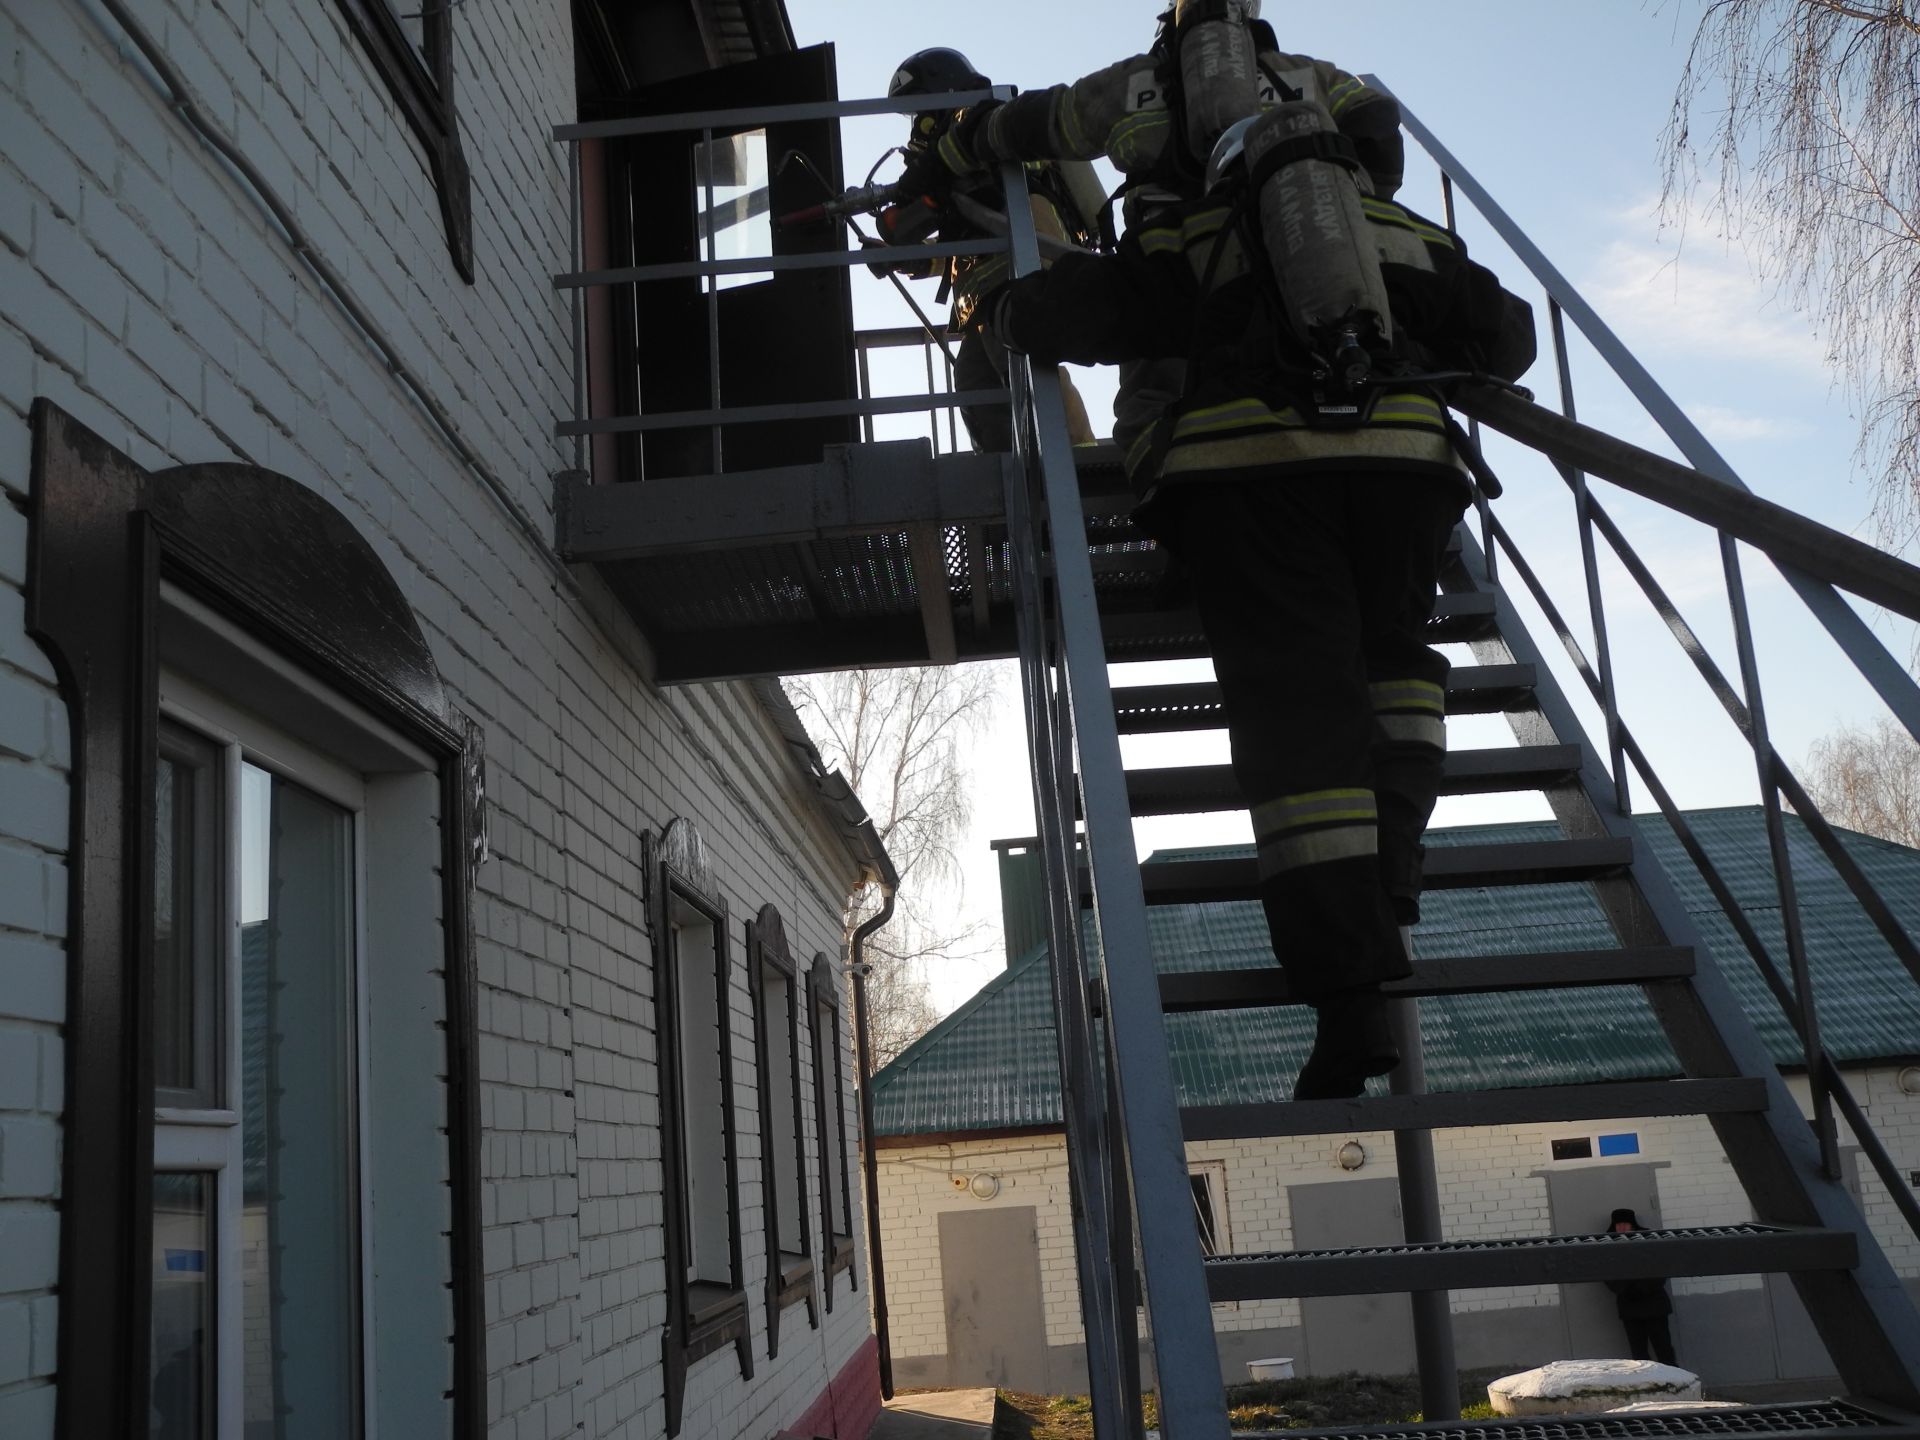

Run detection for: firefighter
[[876, 48, 1095, 452], [898, 3, 1407, 459], [983, 119, 1537, 1099]]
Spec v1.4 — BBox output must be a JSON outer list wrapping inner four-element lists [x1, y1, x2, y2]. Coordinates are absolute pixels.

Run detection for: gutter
[[750, 678, 898, 1396]]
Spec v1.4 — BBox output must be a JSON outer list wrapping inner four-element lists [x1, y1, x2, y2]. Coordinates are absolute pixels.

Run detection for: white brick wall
[[877, 1069, 1920, 1368], [0, 3, 876, 1437]]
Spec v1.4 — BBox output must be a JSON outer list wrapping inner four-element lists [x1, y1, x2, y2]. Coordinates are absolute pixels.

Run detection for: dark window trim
[[330, 0, 474, 281], [645, 823, 750, 1436], [25, 399, 488, 1440], [809, 955, 856, 1304], [746, 905, 816, 1357]]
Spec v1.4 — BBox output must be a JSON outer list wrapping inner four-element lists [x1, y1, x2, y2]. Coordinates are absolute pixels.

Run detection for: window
[[331, 0, 474, 280], [693, 130, 774, 293], [151, 709, 366, 1438], [1189, 1166, 1228, 1259], [28, 401, 485, 1440], [1551, 1137, 1595, 1161], [646, 821, 751, 1435], [749, 906, 815, 1354], [809, 957, 856, 1301]]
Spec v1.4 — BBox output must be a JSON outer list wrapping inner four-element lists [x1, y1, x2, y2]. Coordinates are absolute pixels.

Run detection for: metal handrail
[[1484, 505, 1920, 1244]]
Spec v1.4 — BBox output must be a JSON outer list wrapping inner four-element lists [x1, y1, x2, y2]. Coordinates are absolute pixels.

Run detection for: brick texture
[[0, 4, 877, 1437]]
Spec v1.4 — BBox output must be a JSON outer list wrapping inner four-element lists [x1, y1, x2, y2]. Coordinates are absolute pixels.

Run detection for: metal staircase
[[551, 77, 1920, 1440]]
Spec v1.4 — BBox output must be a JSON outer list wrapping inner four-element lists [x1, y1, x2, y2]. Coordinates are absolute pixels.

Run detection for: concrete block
[[0, 935, 62, 1026], [0, 1027, 38, 1112], [0, 1297, 28, 1384], [33, 214, 126, 338]]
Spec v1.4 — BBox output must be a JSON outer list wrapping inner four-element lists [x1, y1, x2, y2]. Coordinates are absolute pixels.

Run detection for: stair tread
[[1109, 837, 1634, 906], [1237, 1401, 1919, 1440], [1158, 947, 1696, 1011], [1181, 1077, 1768, 1143], [1203, 1224, 1857, 1301], [1102, 593, 1498, 660], [1125, 746, 1582, 817], [1112, 665, 1538, 733]]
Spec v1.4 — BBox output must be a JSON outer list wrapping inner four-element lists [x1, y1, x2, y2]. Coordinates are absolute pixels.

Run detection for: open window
[[748, 905, 816, 1354], [645, 820, 750, 1434], [809, 956, 856, 1302]]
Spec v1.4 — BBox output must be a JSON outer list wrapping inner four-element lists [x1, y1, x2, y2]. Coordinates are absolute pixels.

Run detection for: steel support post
[[1006, 448, 1132, 1440], [1000, 159, 1229, 1440], [1388, 991, 1457, 1422]]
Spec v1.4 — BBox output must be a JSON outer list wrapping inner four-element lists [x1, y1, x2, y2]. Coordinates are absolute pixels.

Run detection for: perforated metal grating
[[1213, 1224, 1790, 1266], [1237, 1402, 1913, 1440]]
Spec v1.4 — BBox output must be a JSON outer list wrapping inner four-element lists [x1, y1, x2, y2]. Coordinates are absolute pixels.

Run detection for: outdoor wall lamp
[[969, 1172, 1002, 1200], [1337, 1141, 1367, 1171], [1898, 1066, 1920, 1095]]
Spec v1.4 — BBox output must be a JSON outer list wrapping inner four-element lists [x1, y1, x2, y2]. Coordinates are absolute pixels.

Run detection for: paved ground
[[867, 1388, 998, 1440]]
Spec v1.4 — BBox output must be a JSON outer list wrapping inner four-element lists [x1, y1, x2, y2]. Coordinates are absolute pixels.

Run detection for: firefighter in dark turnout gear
[[878, 49, 1096, 452], [986, 122, 1536, 1099], [905, 7, 1407, 458]]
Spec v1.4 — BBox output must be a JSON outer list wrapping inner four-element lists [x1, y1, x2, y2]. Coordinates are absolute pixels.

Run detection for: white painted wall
[[0, 2, 875, 1436], [877, 1068, 1920, 1369]]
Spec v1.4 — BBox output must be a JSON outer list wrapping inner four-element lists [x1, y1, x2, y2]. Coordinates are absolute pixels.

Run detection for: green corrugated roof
[[870, 807, 1920, 1137]]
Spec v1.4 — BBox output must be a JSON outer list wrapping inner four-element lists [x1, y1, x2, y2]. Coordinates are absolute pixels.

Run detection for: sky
[[778, 1, 1918, 1014]]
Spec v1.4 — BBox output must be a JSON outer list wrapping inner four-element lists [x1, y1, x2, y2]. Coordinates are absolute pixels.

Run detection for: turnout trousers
[[1157, 472, 1468, 1001]]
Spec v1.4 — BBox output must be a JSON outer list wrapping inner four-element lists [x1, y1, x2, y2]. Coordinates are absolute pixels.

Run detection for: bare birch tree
[[1800, 714, 1920, 846], [788, 664, 1002, 1066], [1661, 0, 1920, 536]]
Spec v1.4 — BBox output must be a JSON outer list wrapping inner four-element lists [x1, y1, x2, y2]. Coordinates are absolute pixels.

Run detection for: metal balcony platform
[[1124, 745, 1582, 817], [556, 440, 1154, 682]]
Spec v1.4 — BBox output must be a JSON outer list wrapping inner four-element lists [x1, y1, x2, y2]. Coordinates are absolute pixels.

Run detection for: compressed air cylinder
[[1243, 101, 1394, 367], [1177, 0, 1264, 162]]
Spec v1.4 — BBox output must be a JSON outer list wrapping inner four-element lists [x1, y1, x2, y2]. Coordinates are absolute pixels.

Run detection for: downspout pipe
[[850, 884, 898, 1400]]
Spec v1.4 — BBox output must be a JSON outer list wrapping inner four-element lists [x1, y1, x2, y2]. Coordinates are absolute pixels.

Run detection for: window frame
[[25, 400, 488, 1440], [152, 690, 375, 1438], [330, 0, 475, 281], [746, 904, 816, 1355], [644, 823, 752, 1436], [809, 955, 856, 1302]]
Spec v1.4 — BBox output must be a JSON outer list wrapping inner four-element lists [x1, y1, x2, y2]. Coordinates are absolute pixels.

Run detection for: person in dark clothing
[[1605, 1208, 1679, 1365], [988, 121, 1535, 1099]]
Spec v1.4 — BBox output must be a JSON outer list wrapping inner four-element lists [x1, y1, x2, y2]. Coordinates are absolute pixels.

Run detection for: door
[[1290, 1179, 1416, 1376], [595, 44, 859, 480], [939, 1207, 1052, 1392], [1544, 1164, 1663, 1360]]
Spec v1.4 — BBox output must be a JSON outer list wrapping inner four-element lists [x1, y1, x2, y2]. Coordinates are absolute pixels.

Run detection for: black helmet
[[888, 48, 990, 98]]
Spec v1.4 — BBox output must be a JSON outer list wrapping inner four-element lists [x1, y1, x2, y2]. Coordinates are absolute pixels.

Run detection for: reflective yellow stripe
[[1252, 788, 1378, 837], [1376, 714, 1447, 748], [1057, 91, 1088, 156], [1125, 425, 1158, 477], [1140, 225, 1184, 255], [1171, 399, 1297, 440], [1109, 109, 1171, 169], [1361, 200, 1455, 248], [1370, 679, 1446, 714], [1326, 75, 1368, 116], [1161, 425, 1462, 475], [1258, 823, 1379, 878]]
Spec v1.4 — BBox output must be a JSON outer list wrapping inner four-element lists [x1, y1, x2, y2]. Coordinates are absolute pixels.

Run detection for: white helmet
[[1204, 115, 1261, 195]]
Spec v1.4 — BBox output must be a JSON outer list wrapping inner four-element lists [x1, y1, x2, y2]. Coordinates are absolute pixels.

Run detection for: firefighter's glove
[[897, 146, 951, 204], [938, 99, 1002, 174]]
